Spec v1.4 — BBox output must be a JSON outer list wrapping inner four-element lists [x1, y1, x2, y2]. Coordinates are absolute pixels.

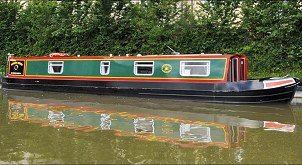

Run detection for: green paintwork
[[26, 59, 226, 79]]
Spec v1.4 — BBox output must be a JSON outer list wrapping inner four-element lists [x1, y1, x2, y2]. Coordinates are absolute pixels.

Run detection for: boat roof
[[10, 53, 246, 60]]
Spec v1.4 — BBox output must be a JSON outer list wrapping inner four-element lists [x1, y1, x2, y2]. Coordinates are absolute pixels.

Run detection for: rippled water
[[0, 89, 302, 164]]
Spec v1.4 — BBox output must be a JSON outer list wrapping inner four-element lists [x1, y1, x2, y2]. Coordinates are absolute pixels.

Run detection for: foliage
[[0, 0, 301, 77]]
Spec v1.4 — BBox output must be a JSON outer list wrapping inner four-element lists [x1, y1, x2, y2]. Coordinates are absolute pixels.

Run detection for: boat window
[[240, 59, 245, 80], [100, 61, 110, 75], [134, 61, 154, 76], [227, 59, 232, 82], [232, 58, 238, 82], [48, 61, 64, 74], [180, 61, 210, 77]]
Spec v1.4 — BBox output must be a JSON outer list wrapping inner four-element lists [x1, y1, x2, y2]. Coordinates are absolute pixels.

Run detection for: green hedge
[[0, 0, 301, 78]]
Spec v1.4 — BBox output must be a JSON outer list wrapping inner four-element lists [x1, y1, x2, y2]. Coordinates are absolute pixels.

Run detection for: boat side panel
[[25, 59, 227, 80]]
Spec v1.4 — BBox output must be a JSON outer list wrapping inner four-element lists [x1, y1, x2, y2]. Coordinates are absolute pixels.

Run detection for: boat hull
[[1, 77, 298, 104]]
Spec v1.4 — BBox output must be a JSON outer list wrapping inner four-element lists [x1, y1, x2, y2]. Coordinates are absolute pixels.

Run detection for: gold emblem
[[161, 64, 172, 73], [13, 64, 19, 70], [11, 61, 24, 66]]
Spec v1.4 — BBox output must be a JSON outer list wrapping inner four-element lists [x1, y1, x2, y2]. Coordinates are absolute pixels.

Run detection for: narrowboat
[[2, 53, 300, 104]]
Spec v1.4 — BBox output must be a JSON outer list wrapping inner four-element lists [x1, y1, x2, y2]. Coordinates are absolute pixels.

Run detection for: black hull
[[1, 77, 298, 104]]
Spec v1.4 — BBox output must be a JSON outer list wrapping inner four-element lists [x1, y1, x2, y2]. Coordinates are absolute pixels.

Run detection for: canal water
[[0, 89, 302, 164]]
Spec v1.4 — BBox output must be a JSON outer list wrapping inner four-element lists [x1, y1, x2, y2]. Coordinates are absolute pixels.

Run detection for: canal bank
[[292, 86, 302, 104], [294, 86, 302, 97]]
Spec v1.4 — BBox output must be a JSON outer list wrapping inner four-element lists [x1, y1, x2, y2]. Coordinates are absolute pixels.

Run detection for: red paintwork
[[265, 79, 295, 88], [10, 54, 237, 60], [242, 56, 248, 80], [8, 75, 226, 83]]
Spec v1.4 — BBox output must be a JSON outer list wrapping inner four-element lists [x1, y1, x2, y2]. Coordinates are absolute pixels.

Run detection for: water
[[0, 89, 302, 164]]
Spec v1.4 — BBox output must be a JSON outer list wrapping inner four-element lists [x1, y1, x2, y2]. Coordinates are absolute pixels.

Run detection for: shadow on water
[[0, 89, 301, 164]]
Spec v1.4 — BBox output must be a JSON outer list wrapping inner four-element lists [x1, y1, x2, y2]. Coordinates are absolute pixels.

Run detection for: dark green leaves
[[0, 0, 301, 76]]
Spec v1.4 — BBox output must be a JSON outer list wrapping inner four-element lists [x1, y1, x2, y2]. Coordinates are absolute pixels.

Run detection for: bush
[[0, 0, 301, 77]]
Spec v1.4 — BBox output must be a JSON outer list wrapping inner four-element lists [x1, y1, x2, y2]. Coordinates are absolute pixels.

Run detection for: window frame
[[48, 61, 64, 74], [100, 61, 111, 75], [179, 60, 210, 77], [133, 61, 154, 76]]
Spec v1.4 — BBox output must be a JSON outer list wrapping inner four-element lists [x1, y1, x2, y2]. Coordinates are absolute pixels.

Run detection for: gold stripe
[[24, 60, 27, 76]]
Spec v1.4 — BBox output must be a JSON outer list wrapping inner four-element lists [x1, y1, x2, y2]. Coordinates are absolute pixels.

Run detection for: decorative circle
[[13, 64, 19, 70], [161, 64, 172, 74]]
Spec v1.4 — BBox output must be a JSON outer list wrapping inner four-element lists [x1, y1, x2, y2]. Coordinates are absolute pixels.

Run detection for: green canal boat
[[2, 53, 300, 104]]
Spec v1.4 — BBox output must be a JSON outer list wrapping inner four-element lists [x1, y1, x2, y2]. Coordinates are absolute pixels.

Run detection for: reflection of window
[[179, 123, 212, 142], [48, 61, 64, 74], [134, 61, 154, 76], [100, 61, 110, 75], [100, 114, 111, 130], [9, 104, 27, 121], [48, 111, 65, 122], [133, 118, 154, 133], [48, 111, 65, 127], [180, 61, 210, 76]]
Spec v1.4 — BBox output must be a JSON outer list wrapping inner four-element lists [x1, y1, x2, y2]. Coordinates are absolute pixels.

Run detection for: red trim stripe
[[265, 79, 295, 88], [8, 75, 226, 83], [9, 54, 238, 61]]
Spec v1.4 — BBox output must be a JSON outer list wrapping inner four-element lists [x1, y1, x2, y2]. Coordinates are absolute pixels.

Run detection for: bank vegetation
[[0, 0, 301, 77]]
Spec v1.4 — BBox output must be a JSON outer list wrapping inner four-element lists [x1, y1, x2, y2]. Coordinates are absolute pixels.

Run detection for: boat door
[[228, 56, 247, 82]]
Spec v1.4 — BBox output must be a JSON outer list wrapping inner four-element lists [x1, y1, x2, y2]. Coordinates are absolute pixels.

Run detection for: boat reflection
[[5, 90, 296, 149], [263, 121, 295, 132]]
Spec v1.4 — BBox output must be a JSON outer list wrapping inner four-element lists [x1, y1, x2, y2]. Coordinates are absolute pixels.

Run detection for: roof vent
[[49, 53, 68, 57]]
